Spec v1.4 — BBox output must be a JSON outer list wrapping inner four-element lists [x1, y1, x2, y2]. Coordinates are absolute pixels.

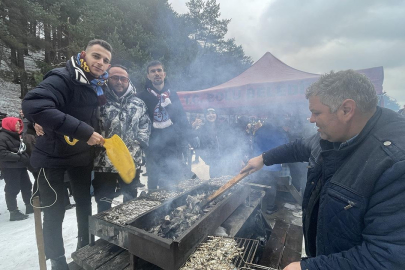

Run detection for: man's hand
[[240, 154, 265, 175], [34, 123, 45, 136], [283, 262, 301, 270], [87, 132, 104, 146]]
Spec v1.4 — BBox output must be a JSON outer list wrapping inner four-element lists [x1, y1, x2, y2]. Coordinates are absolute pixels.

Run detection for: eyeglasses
[[109, 76, 129, 83]]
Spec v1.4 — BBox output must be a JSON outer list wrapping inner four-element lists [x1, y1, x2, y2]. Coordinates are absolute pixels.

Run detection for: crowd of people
[[1, 39, 405, 270]]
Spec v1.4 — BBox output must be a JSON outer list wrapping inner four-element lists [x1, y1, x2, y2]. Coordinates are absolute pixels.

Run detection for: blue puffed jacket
[[262, 106, 405, 269]]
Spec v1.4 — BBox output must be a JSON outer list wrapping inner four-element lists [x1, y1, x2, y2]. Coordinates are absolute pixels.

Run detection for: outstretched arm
[[241, 134, 317, 175], [240, 154, 265, 175]]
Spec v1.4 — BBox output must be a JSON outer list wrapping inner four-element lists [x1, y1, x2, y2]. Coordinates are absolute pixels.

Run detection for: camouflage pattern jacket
[[94, 84, 151, 172]]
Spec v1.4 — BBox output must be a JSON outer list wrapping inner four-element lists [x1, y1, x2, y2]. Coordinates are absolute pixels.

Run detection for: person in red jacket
[[0, 117, 33, 221]]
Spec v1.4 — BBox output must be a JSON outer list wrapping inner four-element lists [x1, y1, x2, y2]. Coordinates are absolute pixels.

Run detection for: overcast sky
[[169, 0, 405, 106]]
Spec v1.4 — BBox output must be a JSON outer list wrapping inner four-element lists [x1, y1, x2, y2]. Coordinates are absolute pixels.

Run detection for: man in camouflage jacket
[[93, 65, 151, 213]]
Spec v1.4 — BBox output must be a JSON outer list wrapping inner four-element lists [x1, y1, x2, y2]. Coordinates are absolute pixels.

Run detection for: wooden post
[[33, 196, 47, 270]]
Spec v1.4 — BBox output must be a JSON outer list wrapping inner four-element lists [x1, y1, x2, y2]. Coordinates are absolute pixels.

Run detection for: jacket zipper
[[328, 190, 357, 210]]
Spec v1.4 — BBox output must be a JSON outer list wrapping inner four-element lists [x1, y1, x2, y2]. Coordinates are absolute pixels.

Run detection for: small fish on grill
[[102, 199, 161, 225], [180, 236, 243, 270]]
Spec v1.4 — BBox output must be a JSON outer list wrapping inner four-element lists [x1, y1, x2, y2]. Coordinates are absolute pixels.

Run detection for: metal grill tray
[[181, 236, 260, 269]]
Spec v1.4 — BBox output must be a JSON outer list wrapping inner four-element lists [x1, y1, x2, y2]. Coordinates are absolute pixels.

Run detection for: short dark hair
[[108, 64, 128, 73], [146, 60, 164, 73], [306, 70, 378, 113], [86, 39, 113, 53]]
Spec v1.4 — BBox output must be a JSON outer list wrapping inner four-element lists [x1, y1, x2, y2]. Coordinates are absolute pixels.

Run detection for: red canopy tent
[[178, 52, 384, 114]]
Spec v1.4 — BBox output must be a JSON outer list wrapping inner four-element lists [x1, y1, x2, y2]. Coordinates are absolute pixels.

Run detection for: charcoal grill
[[89, 182, 250, 270], [127, 183, 250, 270]]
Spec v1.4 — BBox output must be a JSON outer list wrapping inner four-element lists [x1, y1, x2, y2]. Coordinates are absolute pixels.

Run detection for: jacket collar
[[0, 128, 20, 139], [145, 79, 170, 94], [320, 106, 382, 152], [105, 84, 136, 102], [68, 56, 90, 85]]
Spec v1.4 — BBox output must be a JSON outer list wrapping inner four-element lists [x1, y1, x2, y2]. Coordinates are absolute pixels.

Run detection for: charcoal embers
[[148, 192, 211, 239]]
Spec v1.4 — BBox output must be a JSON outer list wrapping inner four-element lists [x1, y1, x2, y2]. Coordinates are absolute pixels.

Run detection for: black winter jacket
[[22, 57, 100, 168], [262, 107, 405, 270], [137, 80, 194, 148], [0, 129, 29, 168]]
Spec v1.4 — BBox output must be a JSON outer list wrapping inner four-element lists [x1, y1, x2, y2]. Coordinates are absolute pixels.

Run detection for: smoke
[[170, 0, 405, 105]]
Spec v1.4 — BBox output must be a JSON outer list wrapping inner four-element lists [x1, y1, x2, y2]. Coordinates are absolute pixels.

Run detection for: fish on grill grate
[[176, 175, 233, 192], [143, 190, 184, 202], [181, 236, 243, 270], [101, 199, 162, 225], [177, 178, 206, 191], [208, 175, 234, 186]]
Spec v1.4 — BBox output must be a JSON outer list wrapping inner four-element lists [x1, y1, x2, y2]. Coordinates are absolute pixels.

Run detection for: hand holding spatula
[[64, 134, 136, 183]]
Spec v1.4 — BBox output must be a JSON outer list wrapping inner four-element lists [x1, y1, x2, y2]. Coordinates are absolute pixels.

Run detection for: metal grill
[[181, 236, 261, 269], [233, 237, 260, 268], [240, 264, 277, 270], [90, 183, 251, 270]]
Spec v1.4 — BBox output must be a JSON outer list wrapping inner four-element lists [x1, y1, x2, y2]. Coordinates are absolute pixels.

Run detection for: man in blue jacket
[[22, 39, 111, 269], [241, 70, 405, 270]]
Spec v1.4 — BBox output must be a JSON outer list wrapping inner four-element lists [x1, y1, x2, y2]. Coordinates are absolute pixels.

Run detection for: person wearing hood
[[93, 65, 151, 212], [137, 60, 198, 189], [197, 108, 223, 178], [0, 117, 33, 221], [22, 39, 111, 269]]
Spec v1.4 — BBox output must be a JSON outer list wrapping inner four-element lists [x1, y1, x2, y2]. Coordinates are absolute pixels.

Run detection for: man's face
[[309, 95, 347, 142], [147, 65, 166, 86], [108, 67, 129, 96], [83, 44, 111, 77]]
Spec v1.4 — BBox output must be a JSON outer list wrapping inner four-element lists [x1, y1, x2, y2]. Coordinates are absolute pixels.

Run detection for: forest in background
[[0, 0, 252, 98]]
